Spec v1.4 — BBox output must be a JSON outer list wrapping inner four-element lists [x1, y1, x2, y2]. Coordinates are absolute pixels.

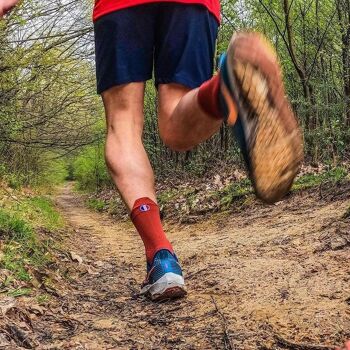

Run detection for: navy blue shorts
[[94, 3, 219, 94]]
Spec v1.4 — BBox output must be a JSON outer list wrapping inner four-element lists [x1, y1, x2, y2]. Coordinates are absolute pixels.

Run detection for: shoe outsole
[[226, 32, 304, 204], [149, 286, 187, 302], [141, 272, 186, 302]]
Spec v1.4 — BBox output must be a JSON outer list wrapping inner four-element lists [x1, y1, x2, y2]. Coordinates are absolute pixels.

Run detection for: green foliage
[[40, 157, 69, 188], [0, 193, 63, 294], [0, 209, 50, 283], [86, 198, 106, 212], [0, 149, 69, 189], [72, 144, 111, 191], [7, 197, 64, 231], [0, 0, 101, 190], [292, 167, 348, 191], [7, 288, 32, 298], [0, 210, 33, 242], [36, 293, 51, 304], [218, 179, 253, 209]]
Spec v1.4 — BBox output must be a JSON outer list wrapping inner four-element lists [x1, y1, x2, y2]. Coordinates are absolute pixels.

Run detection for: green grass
[[86, 198, 106, 212], [292, 166, 348, 191], [7, 288, 32, 298], [216, 166, 348, 209], [0, 209, 33, 241], [157, 189, 178, 207], [36, 293, 51, 304], [0, 210, 51, 283], [0, 192, 63, 296], [217, 178, 253, 209], [9, 196, 64, 230]]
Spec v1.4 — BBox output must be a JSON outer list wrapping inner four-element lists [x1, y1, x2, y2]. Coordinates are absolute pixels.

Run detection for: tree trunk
[[336, 0, 350, 125], [283, 0, 315, 129]]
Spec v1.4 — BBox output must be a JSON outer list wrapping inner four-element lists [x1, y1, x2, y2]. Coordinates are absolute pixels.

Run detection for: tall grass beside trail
[[0, 189, 64, 298]]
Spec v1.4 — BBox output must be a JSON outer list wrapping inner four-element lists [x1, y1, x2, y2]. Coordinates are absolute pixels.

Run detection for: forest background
[[0, 2, 349, 347], [0, 0, 349, 196]]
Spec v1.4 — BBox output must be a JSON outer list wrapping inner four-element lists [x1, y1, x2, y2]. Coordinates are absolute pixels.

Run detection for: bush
[[72, 144, 112, 192]]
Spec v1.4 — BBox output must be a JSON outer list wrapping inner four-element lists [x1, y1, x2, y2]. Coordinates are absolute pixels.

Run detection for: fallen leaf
[[214, 175, 222, 186], [0, 296, 16, 316], [87, 266, 99, 275], [93, 318, 115, 330], [70, 252, 83, 264], [29, 304, 44, 315]]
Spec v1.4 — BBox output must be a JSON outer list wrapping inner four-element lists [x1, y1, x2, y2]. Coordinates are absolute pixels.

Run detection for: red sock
[[197, 73, 223, 119], [131, 197, 173, 263]]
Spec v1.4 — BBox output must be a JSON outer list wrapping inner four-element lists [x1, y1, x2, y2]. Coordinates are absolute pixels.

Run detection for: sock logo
[[140, 204, 151, 212]]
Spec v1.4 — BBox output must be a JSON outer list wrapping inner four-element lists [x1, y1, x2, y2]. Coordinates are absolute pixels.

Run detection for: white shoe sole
[[140, 272, 186, 301]]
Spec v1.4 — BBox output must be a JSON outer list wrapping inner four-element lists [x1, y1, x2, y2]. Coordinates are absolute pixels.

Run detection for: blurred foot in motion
[[219, 32, 304, 203], [197, 32, 303, 203]]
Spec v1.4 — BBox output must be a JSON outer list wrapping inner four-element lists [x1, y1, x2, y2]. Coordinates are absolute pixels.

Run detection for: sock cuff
[[146, 245, 173, 264], [197, 73, 223, 120], [131, 197, 158, 220]]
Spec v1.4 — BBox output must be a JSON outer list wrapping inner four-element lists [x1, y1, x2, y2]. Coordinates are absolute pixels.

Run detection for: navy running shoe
[[140, 249, 186, 301], [219, 32, 303, 204]]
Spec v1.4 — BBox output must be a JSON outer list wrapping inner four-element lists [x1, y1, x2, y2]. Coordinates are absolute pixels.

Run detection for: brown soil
[[2, 183, 350, 349]]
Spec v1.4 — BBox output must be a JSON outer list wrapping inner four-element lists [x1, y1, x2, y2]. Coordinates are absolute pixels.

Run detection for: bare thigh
[[102, 83, 145, 133]]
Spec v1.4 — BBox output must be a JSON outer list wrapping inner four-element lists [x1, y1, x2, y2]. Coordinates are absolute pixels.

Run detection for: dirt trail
[[32, 183, 349, 349]]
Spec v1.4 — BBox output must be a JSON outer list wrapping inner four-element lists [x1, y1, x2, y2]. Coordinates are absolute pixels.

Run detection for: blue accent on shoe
[[144, 249, 183, 287], [218, 53, 230, 119], [219, 53, 229, 84], [233, 116, 251, 172], [218, 52, 227, 70], [219, 52, 251, 171]]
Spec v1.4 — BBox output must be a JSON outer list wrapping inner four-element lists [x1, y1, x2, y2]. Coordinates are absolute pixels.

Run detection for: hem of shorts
[[97, 77, 152, 94], [155, 76, 208, 90]]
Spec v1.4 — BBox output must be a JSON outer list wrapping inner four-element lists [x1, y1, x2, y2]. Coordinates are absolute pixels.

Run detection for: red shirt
[[93, 0, 221, 23]]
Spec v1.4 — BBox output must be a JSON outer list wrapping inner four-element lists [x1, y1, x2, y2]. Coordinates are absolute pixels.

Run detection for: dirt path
[[31, 183, 350, 349]]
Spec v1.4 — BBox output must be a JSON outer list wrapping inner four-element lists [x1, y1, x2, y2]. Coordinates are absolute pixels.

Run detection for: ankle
[[131, 197, 173, 264]]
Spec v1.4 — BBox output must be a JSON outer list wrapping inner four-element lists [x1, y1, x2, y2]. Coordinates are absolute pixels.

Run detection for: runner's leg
[[95, 8, 186, 300], [102, 83, 155, 210], [154, 4, 223, 151], [95, 7, 175, 264], [158, 83, 223, 152], [102, 83, 174, 264]]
